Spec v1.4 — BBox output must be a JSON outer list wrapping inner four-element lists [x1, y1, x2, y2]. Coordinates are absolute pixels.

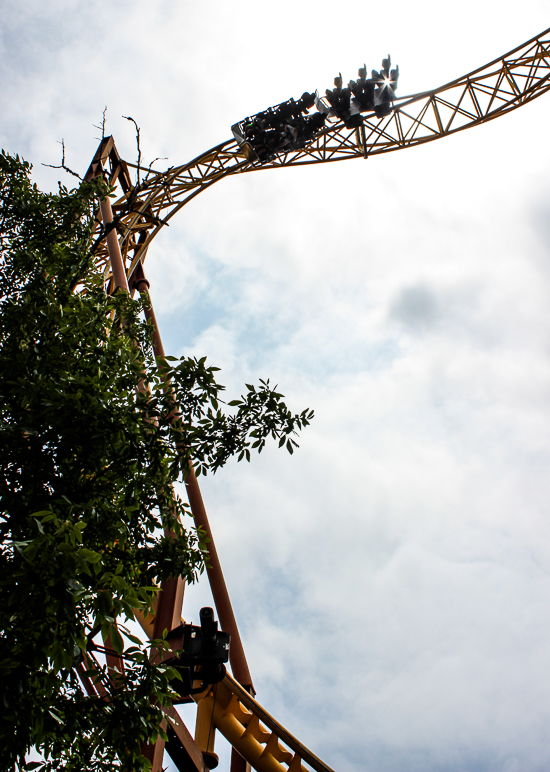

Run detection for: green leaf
[[108, 624, 125, 655], [78, 548, 102, 563]]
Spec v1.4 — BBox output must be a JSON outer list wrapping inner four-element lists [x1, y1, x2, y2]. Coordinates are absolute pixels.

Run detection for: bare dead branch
[[41, 139, 82, 179], [93, 106, 108, 140], [144, 157, 169, 180], [122, 115, 141, 185]]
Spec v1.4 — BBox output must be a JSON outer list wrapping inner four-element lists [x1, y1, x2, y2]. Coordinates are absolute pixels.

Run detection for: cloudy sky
[[3, 2, 550, 771]]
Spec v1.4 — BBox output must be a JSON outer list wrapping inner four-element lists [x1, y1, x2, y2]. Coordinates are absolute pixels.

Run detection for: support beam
[[132, 265, 254, 694], [99, 195, 129, 293], [185, 467, 254, 692], [165, 706, 206, 772]]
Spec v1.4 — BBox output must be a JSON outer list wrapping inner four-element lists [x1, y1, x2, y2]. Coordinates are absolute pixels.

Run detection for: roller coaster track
[[135, 612, 335, 772], [87, 25, 550, 288], [85, 25, 550, 772], [191, 674, 335, 772]]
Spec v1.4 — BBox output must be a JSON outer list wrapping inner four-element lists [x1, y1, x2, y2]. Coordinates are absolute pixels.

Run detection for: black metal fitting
[[165, 607, 230, 697]]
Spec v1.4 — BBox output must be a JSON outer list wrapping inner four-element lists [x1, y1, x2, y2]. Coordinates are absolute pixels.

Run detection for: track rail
[[191, 674, 335, 772], [86, 26, 550, 285]]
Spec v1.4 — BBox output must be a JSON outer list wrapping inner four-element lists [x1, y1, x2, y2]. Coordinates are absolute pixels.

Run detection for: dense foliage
[[0, 151, 313, 771]]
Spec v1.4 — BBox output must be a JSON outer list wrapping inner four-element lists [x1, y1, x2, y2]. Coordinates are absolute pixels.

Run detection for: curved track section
[[86, 26, 550, 283]]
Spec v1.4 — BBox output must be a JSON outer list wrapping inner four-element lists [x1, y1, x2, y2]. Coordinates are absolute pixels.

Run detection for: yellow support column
[[195, 690, 219, 770]]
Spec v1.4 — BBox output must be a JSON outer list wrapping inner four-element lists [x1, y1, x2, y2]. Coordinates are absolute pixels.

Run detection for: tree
[[0, 151, 313, 771]]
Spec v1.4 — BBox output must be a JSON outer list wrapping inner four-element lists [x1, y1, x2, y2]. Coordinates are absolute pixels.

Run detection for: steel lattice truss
[[86, 26, 550, 286]]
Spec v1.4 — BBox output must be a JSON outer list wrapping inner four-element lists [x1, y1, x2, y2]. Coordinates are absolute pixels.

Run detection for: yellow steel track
[[87, 26, 550, 286]]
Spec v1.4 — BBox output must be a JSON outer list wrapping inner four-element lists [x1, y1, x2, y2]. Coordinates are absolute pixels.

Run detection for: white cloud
[[3, 2, 550, 769]]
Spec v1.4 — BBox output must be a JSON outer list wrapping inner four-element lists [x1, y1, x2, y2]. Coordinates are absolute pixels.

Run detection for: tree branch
[[122, 115, 141, 185], [93, 106, 108, 140], [41, 139, 82, 179]]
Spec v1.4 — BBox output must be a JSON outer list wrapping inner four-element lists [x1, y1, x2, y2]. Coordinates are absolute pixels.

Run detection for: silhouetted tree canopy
[[0, 151, 313, 771]]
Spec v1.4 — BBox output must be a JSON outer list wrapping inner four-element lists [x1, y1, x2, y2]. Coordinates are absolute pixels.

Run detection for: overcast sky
[[3, 2, 550, 771]]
